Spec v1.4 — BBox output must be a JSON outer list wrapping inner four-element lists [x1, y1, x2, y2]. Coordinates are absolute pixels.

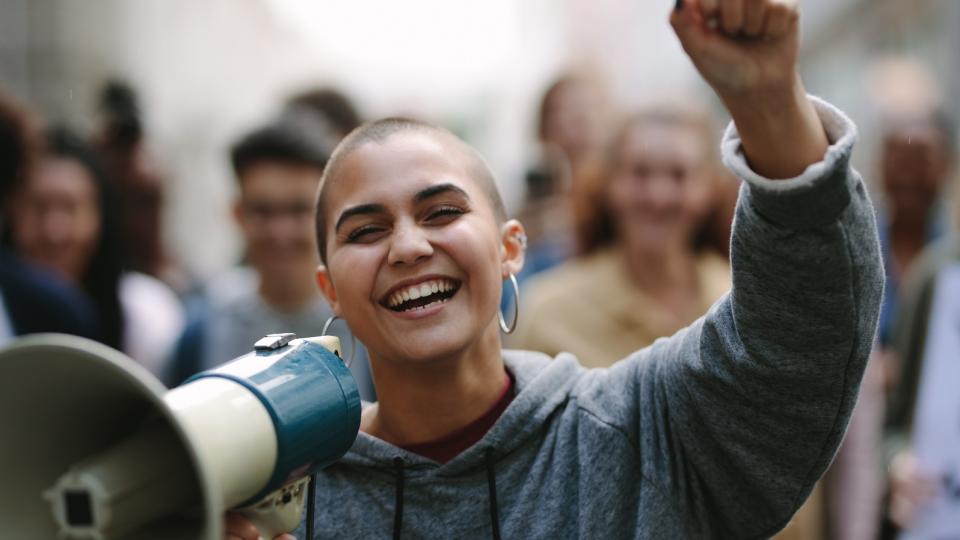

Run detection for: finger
[[742, 0, 767, 37], [763, 0, 798, 38], [274, 535, 297, 540], [719, 0, 745, 35], [224, 513, 261, 540], [700, 0, 720, 21]]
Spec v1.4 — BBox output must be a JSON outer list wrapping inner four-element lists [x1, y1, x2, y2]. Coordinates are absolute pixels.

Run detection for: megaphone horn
[[0, 332, 361, 539]]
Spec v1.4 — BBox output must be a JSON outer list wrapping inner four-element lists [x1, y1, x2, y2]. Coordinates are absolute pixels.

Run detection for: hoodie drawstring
[[306, 472, 317, 540], [393, 457, 405, 539], [392, 451, 502, 540], [485, 448, 502, 540]]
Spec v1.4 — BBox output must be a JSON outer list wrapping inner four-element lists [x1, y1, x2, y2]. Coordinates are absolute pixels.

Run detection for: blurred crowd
[[1, 51, 957, 538]]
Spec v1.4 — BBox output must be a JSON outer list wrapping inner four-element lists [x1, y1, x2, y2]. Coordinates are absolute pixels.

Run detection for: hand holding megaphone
[[0, 332, 361, 539]]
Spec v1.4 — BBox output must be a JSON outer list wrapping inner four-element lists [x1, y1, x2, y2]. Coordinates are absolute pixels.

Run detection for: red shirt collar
[[399, 369, 515, 463]]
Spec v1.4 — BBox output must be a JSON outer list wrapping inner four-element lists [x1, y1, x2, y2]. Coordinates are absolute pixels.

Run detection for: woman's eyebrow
[[335, 203, 388, 232], [414, 183, 470, 204]]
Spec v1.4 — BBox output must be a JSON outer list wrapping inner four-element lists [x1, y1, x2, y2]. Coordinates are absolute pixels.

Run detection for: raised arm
[[579, 1, 883, 537]]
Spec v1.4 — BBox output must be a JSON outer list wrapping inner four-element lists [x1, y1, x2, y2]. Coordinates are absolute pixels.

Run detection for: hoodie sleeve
[[583, 97, 884, 538]]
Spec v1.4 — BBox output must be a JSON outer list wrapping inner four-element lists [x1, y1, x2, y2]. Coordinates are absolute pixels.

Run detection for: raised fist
[[671, 0, 800, 99]]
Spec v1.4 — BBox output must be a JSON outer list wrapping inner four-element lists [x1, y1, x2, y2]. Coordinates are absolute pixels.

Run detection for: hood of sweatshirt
[[336, 349, 583, 477]]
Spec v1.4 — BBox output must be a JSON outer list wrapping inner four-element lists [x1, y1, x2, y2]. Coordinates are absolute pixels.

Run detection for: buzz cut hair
[[314, 117, 506, 263]]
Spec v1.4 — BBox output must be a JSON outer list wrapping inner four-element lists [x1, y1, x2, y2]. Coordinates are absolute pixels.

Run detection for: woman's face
[[317, 132, 519, 365], [605, 121, 713, 256], [11, 156, 101, 283]]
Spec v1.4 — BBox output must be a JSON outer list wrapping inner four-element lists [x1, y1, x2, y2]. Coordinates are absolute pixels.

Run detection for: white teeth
[[386, 279, 457, 309]]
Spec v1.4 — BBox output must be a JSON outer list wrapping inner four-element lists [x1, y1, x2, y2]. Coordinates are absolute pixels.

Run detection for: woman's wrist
[[720, 74, 829, 180]]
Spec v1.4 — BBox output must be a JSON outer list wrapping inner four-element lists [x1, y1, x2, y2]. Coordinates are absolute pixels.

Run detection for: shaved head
[[315, 118, 505, 263]]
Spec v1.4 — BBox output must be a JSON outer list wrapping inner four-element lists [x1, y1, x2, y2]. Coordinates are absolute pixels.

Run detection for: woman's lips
[[379, 276, 461, 315]]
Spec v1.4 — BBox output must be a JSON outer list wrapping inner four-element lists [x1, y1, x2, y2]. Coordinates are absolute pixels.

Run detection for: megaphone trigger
[[236, 475, 312, 539]]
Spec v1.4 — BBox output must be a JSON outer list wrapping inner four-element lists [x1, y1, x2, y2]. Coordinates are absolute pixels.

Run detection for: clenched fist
[[671, 0, 800, 98], [670, 0, 827, 180]]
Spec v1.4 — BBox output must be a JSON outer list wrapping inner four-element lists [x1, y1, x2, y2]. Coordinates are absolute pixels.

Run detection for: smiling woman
[[225, 2, 885, 539]]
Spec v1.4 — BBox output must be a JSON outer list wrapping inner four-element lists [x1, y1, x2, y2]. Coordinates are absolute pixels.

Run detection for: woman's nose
[[387, 220, 433, 266], [646, 174, 682, 210], [41, 209, 75, 247]]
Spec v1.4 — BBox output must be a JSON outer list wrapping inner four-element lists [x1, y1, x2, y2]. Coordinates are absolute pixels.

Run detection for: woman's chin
[[377, 329, 478, 367]]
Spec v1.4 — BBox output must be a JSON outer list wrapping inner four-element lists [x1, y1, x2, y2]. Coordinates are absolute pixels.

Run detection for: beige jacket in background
[[510, 248, 731, 368]]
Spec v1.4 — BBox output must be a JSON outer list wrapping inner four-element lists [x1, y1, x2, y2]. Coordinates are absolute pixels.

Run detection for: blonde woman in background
[[512, 103, 731, 367]]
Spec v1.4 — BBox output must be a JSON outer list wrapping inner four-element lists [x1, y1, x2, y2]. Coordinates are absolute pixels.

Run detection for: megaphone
[[0, 332, 361, 539]]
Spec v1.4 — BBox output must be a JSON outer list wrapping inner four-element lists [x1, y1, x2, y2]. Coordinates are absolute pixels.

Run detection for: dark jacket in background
[[0, 248, 98, 339]]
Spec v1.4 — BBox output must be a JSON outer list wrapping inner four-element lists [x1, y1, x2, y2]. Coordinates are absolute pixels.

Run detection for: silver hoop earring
[[321, 315, 357, 368], [498, 273, 520, 334]]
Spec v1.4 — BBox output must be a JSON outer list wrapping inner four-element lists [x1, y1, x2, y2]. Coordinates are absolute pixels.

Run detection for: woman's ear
[[315, 265, 342, 316], [499, 219, 527, 278]]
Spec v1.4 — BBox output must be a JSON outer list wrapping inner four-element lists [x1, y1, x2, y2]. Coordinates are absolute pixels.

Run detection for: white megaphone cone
[[0, 332, 361, 540]]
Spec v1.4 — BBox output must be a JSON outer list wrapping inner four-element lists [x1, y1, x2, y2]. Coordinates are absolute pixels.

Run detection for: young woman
[[6, 127, 184, 380], [512, 103, 731, 367], [229, 0, 883, 538]]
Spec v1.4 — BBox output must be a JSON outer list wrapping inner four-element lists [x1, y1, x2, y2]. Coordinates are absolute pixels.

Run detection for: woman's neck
[[362, 323, 506, 446], [258, 269, 319, 312], [622, 242, 698, 294], [888, 217, 928, 278], [619, 242, 704, 322]]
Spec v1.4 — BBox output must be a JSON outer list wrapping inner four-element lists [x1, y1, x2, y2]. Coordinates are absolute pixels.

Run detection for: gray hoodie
[[295, 98, 883, 539]]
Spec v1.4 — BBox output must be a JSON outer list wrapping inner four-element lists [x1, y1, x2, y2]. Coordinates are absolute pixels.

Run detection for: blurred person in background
[[0, 90, 98, 343], [94, 81, 190, 293], [880, 113, 958, 539], [4, 125, 183, 380], [511, 103, 730, 366], [170, 112, 375, 400], [875, 110, 954, 354], [512, 74, 608, 283], [286, 86, 363, 141]]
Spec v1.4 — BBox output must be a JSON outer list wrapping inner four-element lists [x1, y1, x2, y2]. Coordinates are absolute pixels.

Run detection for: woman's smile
[[379, 275, 462, 318]]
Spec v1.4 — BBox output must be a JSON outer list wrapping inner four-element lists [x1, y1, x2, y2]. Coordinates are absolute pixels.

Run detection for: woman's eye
[[346, 225, 386, 242], [425, 206, 464, 223]]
